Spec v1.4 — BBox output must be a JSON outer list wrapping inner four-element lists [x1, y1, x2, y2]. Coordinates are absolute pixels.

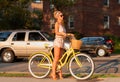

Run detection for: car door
[[80, 37, 89, 51], [26, 32, 52, 56], [88, 37, 97, 50], [11, 32, 27, 56]]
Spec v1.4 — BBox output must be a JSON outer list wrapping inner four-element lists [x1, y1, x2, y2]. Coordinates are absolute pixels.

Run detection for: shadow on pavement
[[95, 57, 120, 73]]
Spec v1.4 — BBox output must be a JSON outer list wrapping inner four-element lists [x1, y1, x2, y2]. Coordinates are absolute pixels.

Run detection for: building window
[[118, 17, 120, 26], [68, 15, 74, 29], [104, 15, 110, 29], [33, 0, 42, 3], [118, 0, 120, 4], [50, 18, 55, 29], [104, 0, 109, 7]]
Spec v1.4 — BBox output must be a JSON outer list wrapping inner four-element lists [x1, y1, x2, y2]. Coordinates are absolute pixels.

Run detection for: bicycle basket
[[71, 39, 82, 50]]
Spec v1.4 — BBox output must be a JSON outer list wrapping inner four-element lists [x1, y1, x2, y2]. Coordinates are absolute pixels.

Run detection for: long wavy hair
[[53, 10, 64, 26]]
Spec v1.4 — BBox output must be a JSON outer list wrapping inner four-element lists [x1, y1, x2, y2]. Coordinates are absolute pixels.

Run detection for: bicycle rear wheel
[[28, 53, 51, 78], [69, 53, 95, 80]]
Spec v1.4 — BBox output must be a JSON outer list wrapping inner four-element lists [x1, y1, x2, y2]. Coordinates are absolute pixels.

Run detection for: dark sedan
[[80, 36, 114, 57]]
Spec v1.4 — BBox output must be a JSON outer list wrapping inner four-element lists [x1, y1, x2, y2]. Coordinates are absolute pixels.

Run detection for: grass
[[0, 72, 31, 77]]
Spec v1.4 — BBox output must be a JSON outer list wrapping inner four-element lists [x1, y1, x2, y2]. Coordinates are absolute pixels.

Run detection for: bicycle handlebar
[[66, 33, 76, 41]]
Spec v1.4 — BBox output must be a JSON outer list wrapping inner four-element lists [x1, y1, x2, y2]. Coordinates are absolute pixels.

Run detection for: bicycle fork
[[74, 55, 83, 67]]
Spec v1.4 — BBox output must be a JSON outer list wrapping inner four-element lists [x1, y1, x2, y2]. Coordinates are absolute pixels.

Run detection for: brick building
[[43, 0, 120, 37]]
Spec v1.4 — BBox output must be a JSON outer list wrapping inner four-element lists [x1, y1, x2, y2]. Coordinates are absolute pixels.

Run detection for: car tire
[[1, 49, 15, 63], [96, 47, 107, 57]]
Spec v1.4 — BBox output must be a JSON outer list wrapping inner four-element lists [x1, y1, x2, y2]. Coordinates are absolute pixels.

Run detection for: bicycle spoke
[[69, 53, 94, 80], [28, 54, 51, 78]]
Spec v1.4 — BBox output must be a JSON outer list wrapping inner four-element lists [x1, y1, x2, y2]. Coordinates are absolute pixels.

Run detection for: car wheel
[[96, 47, 106, 57], [1, 49, 15, 63]]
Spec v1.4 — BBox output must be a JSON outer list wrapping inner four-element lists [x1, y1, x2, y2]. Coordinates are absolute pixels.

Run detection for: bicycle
[[28, 38, 95, 80]]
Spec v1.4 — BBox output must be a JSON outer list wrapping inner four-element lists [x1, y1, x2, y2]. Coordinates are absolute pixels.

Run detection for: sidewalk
[[0, 77, 76, 82], [0, 77, 120, 82], [98, 78, 120, 82]]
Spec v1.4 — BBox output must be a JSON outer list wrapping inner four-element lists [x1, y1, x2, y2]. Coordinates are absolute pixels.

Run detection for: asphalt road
[[1, 54, 120, 82], [0, 54, 120, 74]]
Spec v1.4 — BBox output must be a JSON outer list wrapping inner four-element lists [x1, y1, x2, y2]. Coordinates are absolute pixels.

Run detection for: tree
[[0, 0, 43, 30], [52, 0, 75, 11], [28, 9, 43, 30]]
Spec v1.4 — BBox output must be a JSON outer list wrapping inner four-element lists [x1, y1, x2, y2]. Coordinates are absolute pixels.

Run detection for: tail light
[[106, 40, 112, 43]]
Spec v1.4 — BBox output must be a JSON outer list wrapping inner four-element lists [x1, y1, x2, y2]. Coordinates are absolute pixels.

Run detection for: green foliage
[[29, 10, 43, 30], [103, 34, 120, 54], [104, 34, 120, 47], [0, 72, 30, 77], [0, 0, 43, 30], [70, 31, 84, 39], [52, 0, 75, 11]]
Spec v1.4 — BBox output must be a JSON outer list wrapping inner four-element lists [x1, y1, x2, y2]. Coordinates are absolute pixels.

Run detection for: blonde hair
[[53, 11, 61, 19], [53, 10, 64, 26]]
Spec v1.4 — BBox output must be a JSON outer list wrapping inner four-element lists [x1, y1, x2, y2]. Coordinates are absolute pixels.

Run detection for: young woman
[[51, 10, 73, 80]]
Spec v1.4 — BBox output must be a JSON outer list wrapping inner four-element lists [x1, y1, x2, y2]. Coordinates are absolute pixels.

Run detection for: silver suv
[[0, 30, 69, 63]]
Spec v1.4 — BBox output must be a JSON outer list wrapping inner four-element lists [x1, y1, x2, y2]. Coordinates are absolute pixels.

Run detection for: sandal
[[50, 73, 57, 80], [57, 71, 63, 79]]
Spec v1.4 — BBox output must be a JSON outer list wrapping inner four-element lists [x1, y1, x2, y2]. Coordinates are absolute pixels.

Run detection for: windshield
[[42, 32, 54, 41], [0, 32, 12, 41]]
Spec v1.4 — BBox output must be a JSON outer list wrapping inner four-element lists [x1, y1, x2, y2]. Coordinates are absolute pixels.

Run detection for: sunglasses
[[60, 15, 63, 17]]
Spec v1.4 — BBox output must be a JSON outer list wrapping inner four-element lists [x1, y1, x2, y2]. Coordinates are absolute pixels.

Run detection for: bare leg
[[51, 46, 61, 80], [58, 48, 63, 79]]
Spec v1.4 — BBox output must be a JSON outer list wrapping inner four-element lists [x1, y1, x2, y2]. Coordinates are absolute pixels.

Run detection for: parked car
[[0, 30, 69, 63], [80, 36, 114, 57]]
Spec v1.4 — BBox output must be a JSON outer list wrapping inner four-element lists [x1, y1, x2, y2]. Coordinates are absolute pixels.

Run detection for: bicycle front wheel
[[28, 53, 51, 78], [69, 53, 95, 80]]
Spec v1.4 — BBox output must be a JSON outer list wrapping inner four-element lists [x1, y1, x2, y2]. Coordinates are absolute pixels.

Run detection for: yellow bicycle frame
[[29, 47, 83, 70]]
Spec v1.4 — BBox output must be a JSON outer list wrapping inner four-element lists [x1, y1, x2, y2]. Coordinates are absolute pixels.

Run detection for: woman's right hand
[[67, 33, 74, 36], [67, 33, 75, 39]]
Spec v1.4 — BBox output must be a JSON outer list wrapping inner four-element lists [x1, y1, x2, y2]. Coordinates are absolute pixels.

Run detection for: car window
[[97, 37, 104, 42], [88, 37, 104, 43], [41, 32, 54, 41], [29, 32, 45, 41], [12, 32, 25, 41], [89, 38, 97, 42], [0, 32, 12, 41], [81, 37, 88, 42]]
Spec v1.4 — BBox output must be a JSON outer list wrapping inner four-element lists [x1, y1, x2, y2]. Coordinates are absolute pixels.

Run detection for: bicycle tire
[[28, 53, 51, 78], [69, 53, 95, 80]]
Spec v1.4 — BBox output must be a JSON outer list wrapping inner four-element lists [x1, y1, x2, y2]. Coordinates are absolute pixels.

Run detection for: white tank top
[[55, 25, 66, 38]]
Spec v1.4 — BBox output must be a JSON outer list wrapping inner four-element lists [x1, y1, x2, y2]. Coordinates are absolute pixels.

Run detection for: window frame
[[118, 17, 120, 26], [12, 32, 26, 41], [50, 18, 55, 29], [104, 15, 110, 29], [104, 0, 109, 7], [33, 0, 42, 3], [68, 15, 75, 29], [118, 0, 120, 4], [28, 32, 46, 41]]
